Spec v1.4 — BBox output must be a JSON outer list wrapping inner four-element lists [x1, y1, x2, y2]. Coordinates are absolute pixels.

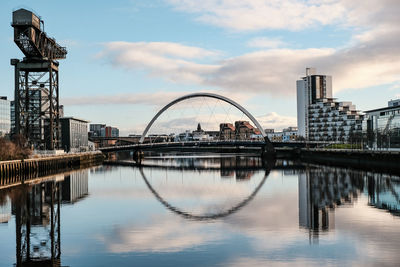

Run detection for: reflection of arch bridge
[[138, 163, 273, 221], [100, 92, 275, 154]]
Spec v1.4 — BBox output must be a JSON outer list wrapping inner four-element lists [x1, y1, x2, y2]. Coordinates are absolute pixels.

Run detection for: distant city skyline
[[1, 0, 400, 135]]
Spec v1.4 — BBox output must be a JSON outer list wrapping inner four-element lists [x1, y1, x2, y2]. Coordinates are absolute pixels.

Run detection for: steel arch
[[140, 92, 271, 145]]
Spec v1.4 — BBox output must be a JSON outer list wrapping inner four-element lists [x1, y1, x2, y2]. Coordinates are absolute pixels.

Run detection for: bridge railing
[[99, 140, 268, 151]]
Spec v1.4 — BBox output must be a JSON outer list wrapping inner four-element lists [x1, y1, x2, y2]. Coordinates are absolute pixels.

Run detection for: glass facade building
[[363, 101, 400, 149], [0, 97, 11, 137]]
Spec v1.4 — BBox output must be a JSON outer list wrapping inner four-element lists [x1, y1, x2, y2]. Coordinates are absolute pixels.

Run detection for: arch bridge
[[100, 92, 275, 155]]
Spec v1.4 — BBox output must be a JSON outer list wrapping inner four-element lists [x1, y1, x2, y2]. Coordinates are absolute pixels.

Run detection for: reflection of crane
[[11, 8, 67, 149], [14, 182, 62, 267]]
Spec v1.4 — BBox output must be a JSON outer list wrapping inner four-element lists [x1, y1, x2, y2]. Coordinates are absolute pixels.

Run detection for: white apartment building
[[297, 68, 363, 141]]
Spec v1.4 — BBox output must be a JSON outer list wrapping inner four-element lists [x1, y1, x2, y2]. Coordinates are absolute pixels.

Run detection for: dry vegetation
[[0, 135, 31, 161]]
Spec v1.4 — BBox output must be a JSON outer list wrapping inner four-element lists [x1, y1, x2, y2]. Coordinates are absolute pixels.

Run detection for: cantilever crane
[[12, 8, 67, 60], [11, 8, 67, 150]]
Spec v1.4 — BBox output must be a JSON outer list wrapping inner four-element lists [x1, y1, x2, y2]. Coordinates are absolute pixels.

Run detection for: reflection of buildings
[[62, 170, 89, 204], [0, 196, 11, 223], [220, 156, 262, 180], [298, 166, 364, 241], [367, 174, 400, 216], [12, 181, 62, 266], [299, 165, 400, 242], [0, 169, 89, 266]]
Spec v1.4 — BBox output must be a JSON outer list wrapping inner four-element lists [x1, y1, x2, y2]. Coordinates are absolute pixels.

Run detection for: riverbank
[[276, 147, 400, 174], [0, 152, 104, 186]]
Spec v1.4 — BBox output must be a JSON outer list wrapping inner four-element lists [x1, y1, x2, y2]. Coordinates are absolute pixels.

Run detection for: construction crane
[[11, 8, 67, 150]]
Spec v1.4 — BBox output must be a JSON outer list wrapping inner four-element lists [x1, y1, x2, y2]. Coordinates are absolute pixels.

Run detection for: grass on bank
[[324, 143, 362, 149]]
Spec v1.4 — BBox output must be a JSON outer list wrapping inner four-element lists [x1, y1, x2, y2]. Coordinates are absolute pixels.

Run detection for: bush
[[0, 135, 31, 161]]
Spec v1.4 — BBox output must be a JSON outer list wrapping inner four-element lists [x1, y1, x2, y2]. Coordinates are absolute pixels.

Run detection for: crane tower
[[11, 8, 67, 149]]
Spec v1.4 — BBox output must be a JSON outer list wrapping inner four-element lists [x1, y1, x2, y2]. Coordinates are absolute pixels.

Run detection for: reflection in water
[[138, 154, 275, 220], [139, 168, 270, 221], [1, 154, 400, 266], [367, 173, 400, 216], [14, 182, 61, 267], [0, 170, 89, 266], [299, 165, 400, 242], [62, 171, 89, 204]]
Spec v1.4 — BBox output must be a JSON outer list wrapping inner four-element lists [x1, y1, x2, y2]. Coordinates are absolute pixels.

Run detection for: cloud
[[258, 112, 297, 130], [247, 37, 287, 49], [96, 1, 400, 98], [62, 91, 186, 106], [166, 0, 345, 31], [97, 41, 219, 83], [100, 216, 223, 253], [166, 0, 400, 32], [63, 90, 252, 107], [99, 31, 400, 95]]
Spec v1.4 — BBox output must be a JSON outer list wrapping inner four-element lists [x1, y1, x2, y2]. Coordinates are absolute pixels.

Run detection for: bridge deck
[[99, 140, 328, 153]]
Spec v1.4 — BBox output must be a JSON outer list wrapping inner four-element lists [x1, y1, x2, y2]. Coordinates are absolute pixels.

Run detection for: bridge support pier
[[133, 150, 144, 165], [261, 136, 276, 159]]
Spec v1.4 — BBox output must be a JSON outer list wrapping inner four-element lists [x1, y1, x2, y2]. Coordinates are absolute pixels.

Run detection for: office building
[[89, 124, 106, 137], [297, 68, 364, 141], [60, 117, 89, 152], [99, 126, 119, 138], [363, 99, 400, 149], [111, 127, 119, 137], [0, 97, 11, 137]]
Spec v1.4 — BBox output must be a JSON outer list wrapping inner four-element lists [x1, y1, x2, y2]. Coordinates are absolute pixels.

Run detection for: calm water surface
[[0, 153, 399, 266]]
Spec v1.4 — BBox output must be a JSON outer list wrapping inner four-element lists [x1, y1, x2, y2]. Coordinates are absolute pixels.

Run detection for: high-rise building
[[297, 68, 363, 142], [0, 97, 11, 137], [297, 68, 332, 138]]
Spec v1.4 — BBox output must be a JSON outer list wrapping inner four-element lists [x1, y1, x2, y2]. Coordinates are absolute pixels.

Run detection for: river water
[[0, 153, 399, 266]]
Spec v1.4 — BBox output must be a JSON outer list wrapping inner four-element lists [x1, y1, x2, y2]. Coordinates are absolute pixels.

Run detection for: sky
[[1, 0, 400, 135]]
